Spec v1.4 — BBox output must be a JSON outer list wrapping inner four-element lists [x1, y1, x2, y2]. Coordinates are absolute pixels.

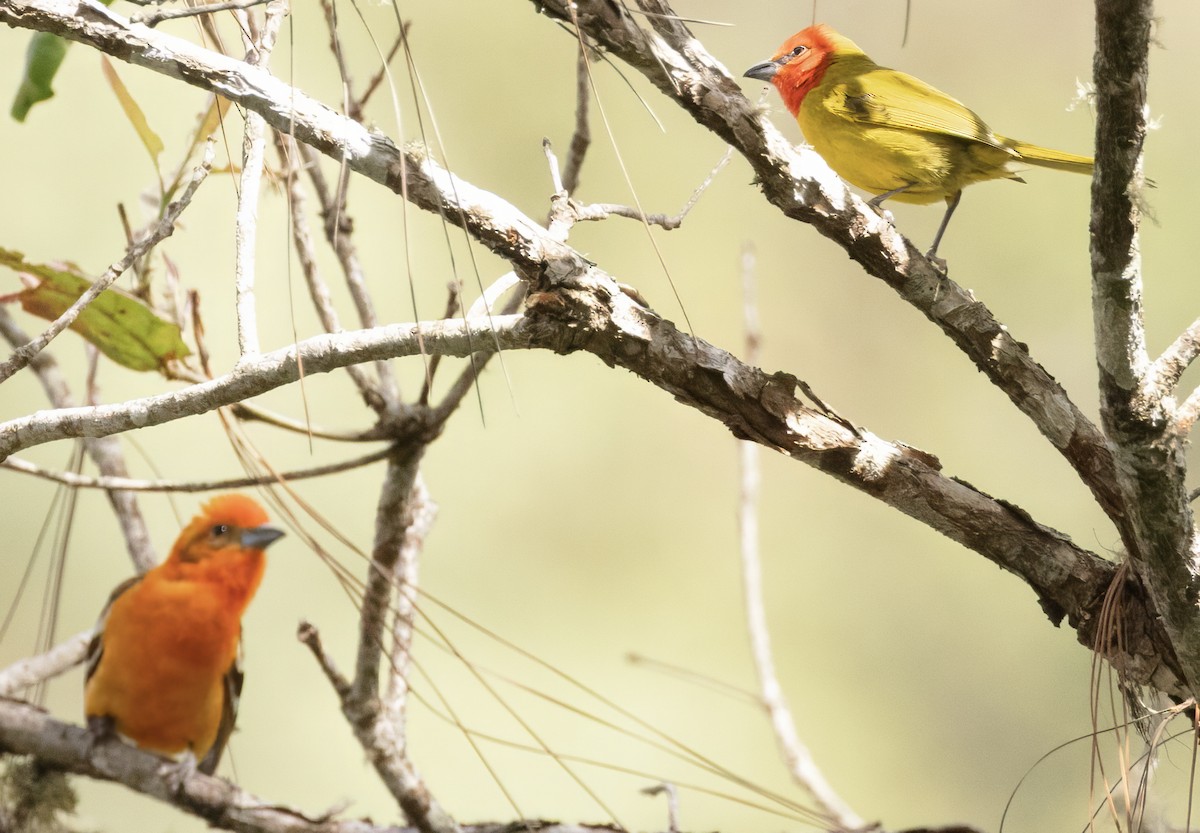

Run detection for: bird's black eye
[[791, 45, 807, 57], [211, 524, 230, 537]]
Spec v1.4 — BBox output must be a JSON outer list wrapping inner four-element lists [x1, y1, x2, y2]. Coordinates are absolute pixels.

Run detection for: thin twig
[[318, 0, 354, 120], [231, 402, 390, 441], [1179, 386, 1200, 434], [1147, 316, 1200, 398], [274, 133, 385, 410], [736, 243, 864, 831], [356, 26, 409, 119], [232, 1, 286, 359], [384, 477, 437, 740], [352, 444, 424, 703], [297, 143, 400, 408], [572, 147, 734, 230], [131, 0, 269, 27], [2, 447, 391, 493], [560, 41, 592, 196], [431, 285, 525, 425], [417, 286, 461, 407], [641, 783, 680, 833], [0, 143, 213, 385], [0, 630, 90, 697]]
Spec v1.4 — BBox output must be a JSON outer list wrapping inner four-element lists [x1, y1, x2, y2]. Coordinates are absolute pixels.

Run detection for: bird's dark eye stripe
[[212, 524, 230, 536]]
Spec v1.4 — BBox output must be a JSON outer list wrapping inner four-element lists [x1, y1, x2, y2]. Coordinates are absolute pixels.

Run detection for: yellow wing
[[823, 63, 1007, 151]]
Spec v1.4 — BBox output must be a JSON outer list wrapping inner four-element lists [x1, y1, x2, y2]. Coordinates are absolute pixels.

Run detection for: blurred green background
[[2, 1, 1198, 831]]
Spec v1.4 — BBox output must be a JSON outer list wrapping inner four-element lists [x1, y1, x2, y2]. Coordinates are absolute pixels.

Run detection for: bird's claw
[[160, 749, 199, 795], [84, 714, 118, 764], [924, 250, 949, 274]]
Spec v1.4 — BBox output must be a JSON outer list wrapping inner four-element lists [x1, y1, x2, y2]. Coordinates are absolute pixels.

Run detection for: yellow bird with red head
[[744, 24, 1092, 260]]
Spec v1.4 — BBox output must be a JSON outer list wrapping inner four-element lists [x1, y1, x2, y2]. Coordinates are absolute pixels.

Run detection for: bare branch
[[275, 134, 386, 410], [130, 0, 270, 28], [0, 697, 396, 833], [385, 477, 436, 738], [561, 42, 592, 196], [0, 316, 520, 461], [0, 276, 1137, 689], [233, 1, 286, 359], [735, 245, 862, 829], [1147, 317, 1200, 401], [297, 143, 401, 408], [1091, 0, 1200, 690], [1179, 387, 1200, 435], [4, 698, 623, 833], [353, 446, 423, 703], [0, 0, 1124, 545], [0, 631, 90, 697], [1, 447, 391, 492], [299, 619, 460, 833]]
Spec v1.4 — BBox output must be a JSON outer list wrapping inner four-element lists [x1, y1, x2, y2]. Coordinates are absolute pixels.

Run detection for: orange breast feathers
[[83, 494, 284, 773]]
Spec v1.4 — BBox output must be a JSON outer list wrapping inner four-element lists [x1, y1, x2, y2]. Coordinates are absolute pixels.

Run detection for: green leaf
[[10, 33, 69, 122], [0, 248, 190, 372], [10, 0, 117, 122]]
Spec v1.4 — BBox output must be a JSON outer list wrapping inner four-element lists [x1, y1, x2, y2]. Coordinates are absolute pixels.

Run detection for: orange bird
[[744, 24, 1092, 260], [84, 494, 283, 774]]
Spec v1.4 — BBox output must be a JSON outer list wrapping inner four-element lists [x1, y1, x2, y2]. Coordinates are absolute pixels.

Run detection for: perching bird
[[84, 494, 283, 774], [744, 24, 1093, 260]]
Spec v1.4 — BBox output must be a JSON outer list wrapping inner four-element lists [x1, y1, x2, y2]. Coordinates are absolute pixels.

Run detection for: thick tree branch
[[1091, 0, 1200, 691], [0, 315, 526, 460], [0, 697, 610, 833], [0, 696, 400, 833]]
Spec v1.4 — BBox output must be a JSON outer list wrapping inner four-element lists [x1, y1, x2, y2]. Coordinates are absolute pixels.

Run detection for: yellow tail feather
[[1000, 136, 1093, 174]]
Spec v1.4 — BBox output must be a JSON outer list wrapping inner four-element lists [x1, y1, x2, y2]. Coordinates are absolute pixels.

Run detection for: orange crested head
[[201, 493, 271, 529], [743, 24, 865, 116], [166, 493, 284, 574]]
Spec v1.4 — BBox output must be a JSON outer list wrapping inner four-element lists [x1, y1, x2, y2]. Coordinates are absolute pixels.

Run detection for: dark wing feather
[[198, 630, 244, 775], [84, 575, 142, 686], [828, 67, 1007, 150]]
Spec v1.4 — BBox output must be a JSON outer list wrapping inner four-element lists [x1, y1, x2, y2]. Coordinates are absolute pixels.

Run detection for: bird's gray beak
[[241, 526, 285, 550], [743, 60, 780, 82]]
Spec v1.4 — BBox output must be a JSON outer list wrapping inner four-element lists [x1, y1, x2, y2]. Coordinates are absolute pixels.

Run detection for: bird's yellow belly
[[799, 103, 1018, 204]]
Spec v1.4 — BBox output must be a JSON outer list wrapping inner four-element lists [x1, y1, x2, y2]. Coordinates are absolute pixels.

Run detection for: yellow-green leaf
[[100, 56, 165, 170], [0, 248, 190, 372]]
